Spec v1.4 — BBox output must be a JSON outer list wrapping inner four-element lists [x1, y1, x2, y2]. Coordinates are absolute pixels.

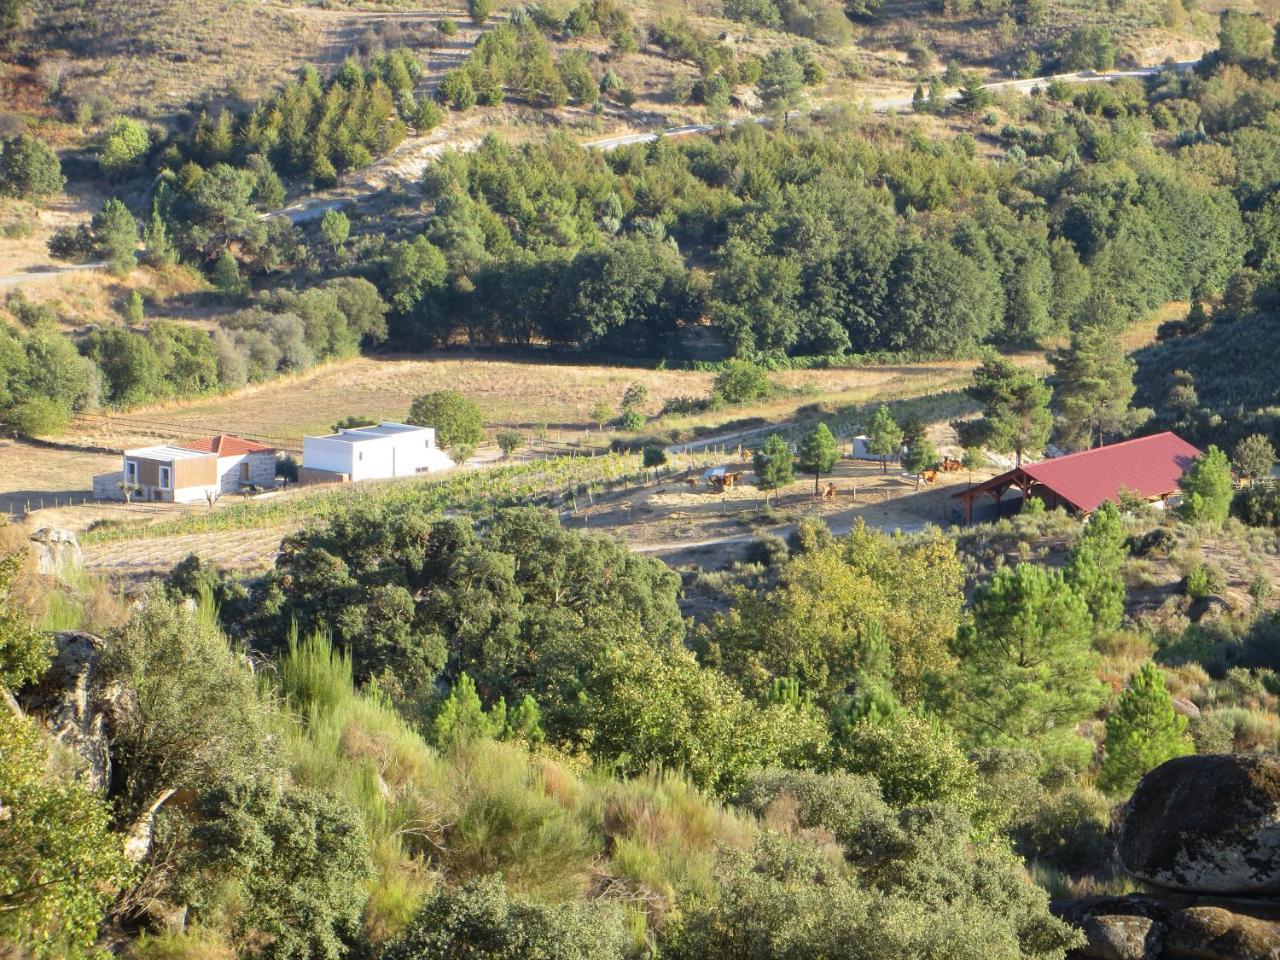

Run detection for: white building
[[300, 422, 454, 485], [92, 435, 277, 504]]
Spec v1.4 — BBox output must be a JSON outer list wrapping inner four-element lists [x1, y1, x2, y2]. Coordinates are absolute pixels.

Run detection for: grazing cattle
[[941, 458, 963, 472], [822, 482, 837, 500], [923, 469, 938, 484], [740, 448, 753, 462], [686, 476, 700, 489], [721, 472, 742, 489]]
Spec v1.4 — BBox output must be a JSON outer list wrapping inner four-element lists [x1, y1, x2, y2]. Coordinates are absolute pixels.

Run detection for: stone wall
[[92, 470, 125, 500]]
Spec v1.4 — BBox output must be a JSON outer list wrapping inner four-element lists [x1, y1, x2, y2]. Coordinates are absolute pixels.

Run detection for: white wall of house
[[302, 424, 453, 483]]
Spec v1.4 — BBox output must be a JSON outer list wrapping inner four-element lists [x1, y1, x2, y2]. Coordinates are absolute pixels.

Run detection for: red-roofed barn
[[953, 432, 1202, 524]]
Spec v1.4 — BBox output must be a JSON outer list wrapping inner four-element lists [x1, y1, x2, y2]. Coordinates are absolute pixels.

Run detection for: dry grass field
[[49, 350, 1048, 454]]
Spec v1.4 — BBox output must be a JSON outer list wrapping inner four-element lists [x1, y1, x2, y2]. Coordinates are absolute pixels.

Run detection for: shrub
[[1184, 562, 1225, 600], [620, 408, 646, 431], [98, 116, 150, 177], [383, 875, 628, 960], [0, 134, 64, 200], [748, 534, 790, 567], [712, 360, 774, 404], [407, 389, 485, 458]]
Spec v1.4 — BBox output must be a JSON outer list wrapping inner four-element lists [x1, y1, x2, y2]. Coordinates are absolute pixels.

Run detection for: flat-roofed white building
[[300, 422, 454, 485]]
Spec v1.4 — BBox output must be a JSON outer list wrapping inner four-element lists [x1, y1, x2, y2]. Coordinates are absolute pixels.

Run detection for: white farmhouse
[[299, 422, 454, 485]]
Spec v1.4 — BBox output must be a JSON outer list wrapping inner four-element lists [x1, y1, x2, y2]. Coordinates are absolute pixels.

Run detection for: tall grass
[[270, 631, 756, 947]]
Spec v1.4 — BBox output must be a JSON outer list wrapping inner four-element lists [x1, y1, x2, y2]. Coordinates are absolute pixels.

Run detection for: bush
[[1184, 562, 1226, 600], [620, 408, 645, 431], [98, 116, 150, 177], [0, 134, 65, 200], [748, 534, 790, 567], [3, 395, 70, 437], [712, 360, 774, 404], [384, 875, 628, 960]]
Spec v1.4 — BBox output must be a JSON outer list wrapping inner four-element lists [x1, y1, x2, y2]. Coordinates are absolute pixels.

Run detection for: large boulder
[[16, 631, 117, 791], [1055, 894, 1280, 960], [1118, 755, 1280, 895], [29, 527, 83, 576]]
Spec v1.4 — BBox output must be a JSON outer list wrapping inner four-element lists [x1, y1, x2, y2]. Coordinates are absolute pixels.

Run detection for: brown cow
[[686, 476, 700, 489], [822, 482, 837, 500], [740, 448, 753, 462], [722, 472, 742, 489]]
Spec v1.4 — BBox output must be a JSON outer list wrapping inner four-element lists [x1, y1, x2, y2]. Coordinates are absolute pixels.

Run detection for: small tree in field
[[1178, 446, 1234, 525], [590, 401, 613, 432], [903, 438, 939, 489], [754, 433, 794, 506], [320, 208, 350, 254], [643, 444, 667, 480], [496, 430, 524, 459], [867, 405, 903, 474], [1234, 433, 1276, 486], [467, 0, 493, 24], [1101, 662, 1192, 795], [798, 423, 839, 495]]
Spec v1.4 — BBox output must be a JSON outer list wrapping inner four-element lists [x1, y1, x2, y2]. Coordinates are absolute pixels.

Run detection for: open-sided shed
[[952, 432, 1202, 524]]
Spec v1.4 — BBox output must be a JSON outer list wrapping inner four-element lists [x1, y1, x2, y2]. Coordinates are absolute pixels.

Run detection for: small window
[[124, 460, 137, 483], [159, 465, 172, 489], [358, 451, 363, 462]]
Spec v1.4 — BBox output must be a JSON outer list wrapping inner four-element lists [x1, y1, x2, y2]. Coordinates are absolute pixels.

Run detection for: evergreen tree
[[91, 198, 138, 274], [142, 208, 176, 267], [1100, 662, 1192, 794], [758, 48, 805, 120], [926, 75, 947, 114], [948, 564, 1103, 747], [1063, 500, 1128, 631], [1049, 299, 1140, 450], [122, 289, 144, 325], [966, 356, 1052, 466], [754, 433, 794, 505], [1178, 446, 1234, 525], [0, 134, 64, 200], [954, 73, 993, 114], [867, 405, 903, 474], [797, 422, 839, 495], [210, 250, 246, 297], [911, 84, 925, 112], [903, 437, 939, 488]]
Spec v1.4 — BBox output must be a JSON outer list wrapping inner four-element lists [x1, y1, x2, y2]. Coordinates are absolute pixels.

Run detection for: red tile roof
[[1019, 432, 1202, 512], [180, 434, 275, 457]]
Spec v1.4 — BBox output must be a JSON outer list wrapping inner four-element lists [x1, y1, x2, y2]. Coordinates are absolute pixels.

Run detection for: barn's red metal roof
[[180, 434, 275, 456], [955, 432, 1203, 513]]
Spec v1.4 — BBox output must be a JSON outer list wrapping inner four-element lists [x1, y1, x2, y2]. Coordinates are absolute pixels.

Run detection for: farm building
[[850, 435, 897, 463], [93, 434, 277, 503], [952, 431, 1202, 524], [299, 421, 454, 485]]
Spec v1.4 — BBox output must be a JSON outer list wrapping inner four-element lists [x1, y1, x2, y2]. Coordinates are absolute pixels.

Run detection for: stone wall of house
[[92, 471, 125, 500]]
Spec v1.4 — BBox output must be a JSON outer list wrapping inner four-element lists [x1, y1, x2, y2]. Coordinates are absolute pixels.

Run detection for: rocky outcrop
[[29, 527, 83, 576], [16, 631, 116, 791], [1057, 895, 1280, 960], [1118, 755, 1280, 895], [1057, 755, 1280, 959]]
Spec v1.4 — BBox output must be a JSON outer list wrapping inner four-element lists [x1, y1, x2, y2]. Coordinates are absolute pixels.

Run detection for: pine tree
[[948, 564, 1103, 746], [903, 437, 939, 489], [754, 433, 794, 505], [798, 422, 839, 495], [1050, 293, 1142, 450], [912, 84, 925, 112], [1101, 662, 1192, 794], [1064, 500, 1128, 631], [142, 209, 176, 267], [926, 76, 947, 114], [210, 250, 246, 298], [966, 356, 1052, 466], [954, 73, 993, 114], [867, 405, 903, 474], [1178, 446, 1234, 525]]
